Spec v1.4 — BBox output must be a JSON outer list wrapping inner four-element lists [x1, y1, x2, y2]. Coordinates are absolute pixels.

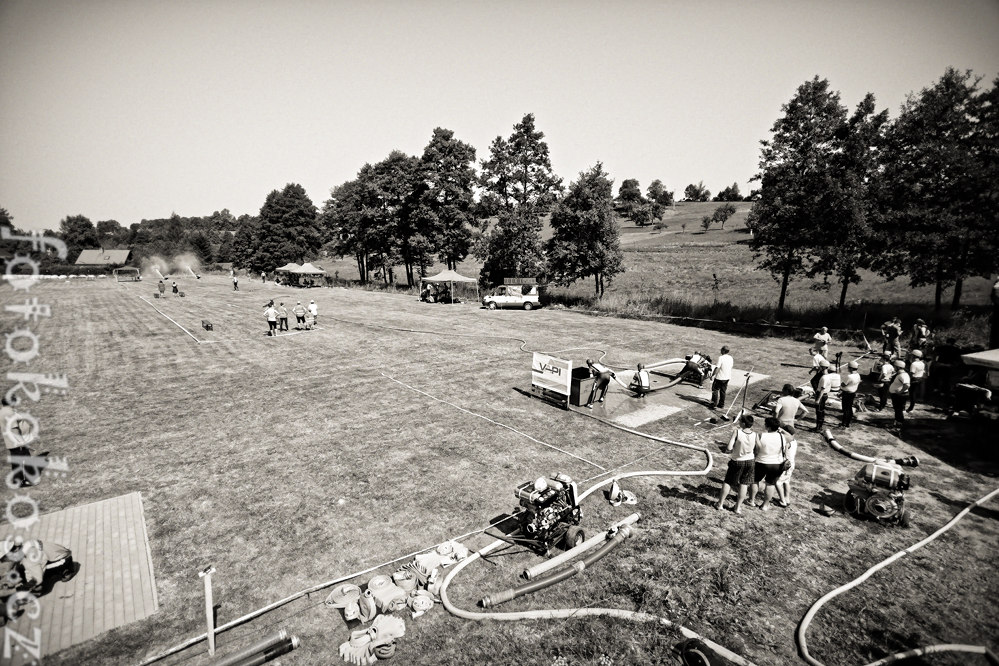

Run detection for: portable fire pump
[[512, 473, 585, 554], [844, 456, 918, 526]]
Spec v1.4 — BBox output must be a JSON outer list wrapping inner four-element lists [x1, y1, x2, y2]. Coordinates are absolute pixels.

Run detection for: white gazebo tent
[[295, 262, 327, 275], [274, 262, 301, 274], [421, 269, 478, 304]]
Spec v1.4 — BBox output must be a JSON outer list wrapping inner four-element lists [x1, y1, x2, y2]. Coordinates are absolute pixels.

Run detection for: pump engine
[[514, 473, 583, 553], [844, 456, 918, 526]]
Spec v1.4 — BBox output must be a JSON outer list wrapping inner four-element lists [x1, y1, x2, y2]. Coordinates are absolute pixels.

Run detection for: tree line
[[750, 68, 999, 318]]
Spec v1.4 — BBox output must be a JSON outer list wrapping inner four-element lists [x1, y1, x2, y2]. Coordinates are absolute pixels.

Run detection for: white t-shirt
[[633, 369, 650, 389], [756, 431, 785, 465], [309, 302, 318, 316], [910, 360, 926, 379], [814, 332, 831, 349], [264, 307, 277, 322], [842, 372, 861, 393], [818, 373, 835, 396], [729, 428, 757, 461], [775, 396, 804, 425], [889, 371, 910, 394], [714, 354, 734, 381], [812, 353, 826, 369]]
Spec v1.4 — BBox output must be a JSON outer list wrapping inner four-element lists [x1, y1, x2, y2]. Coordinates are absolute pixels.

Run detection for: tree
[[711, 202, 738, 229], [231, 216, 261, 270], [614, 178, 645, 220], [59, 215, 99, 262], [714, 182, 743, 202], [751, 77, 849, 319], [419, 128, 478, 273], [879, 68, 998, 310], [477, 114, 563, 286], [683, 181, 711, 202], [188, 231, 214, 265], [646, 179, 674, 207], [546, 163, 624, 297], [254, 184, 321, 272], [96, 219, 127, 247], [700, 215, 713, 232]]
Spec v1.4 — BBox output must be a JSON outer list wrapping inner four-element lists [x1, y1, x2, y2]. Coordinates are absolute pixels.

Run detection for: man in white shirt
[[775, 384, 808, 429], [813, 327, 832, 356], [907, 350, 926, 412], [629, 364, 651, 399], [814, 362, 835, 431], [710, 346, 734, 409], [585, 359, 615, 407], [877, 353, 895, 410], [889, 359, 910, 428], [810, 348, 827, 395], [840, 361, 862, 428], [309, 300, 318, 324]]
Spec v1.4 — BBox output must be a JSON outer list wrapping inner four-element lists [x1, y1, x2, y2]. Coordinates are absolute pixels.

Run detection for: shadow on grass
[[896, 416, 999, 477], [928, 490, 999, 522], [811, 487, 848, 516], [658, 481, 719, 509]]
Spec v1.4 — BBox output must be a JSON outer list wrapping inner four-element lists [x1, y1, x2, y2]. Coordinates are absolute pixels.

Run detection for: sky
[[1, 0, 998, 232]]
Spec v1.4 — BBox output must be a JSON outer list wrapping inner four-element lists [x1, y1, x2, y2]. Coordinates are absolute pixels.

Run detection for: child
[[716, 413, 757, 514], [776, 424, 798, 507]]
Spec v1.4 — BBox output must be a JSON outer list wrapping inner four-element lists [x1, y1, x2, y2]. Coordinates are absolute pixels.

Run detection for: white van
[[482, 284, 540, 310]]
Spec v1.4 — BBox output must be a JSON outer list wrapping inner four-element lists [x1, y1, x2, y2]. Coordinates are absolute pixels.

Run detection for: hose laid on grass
[[796, 485, 999, 666], [481, 526, 634, 608], [523, 513, 640, 581], [860, 643, 998, 666]]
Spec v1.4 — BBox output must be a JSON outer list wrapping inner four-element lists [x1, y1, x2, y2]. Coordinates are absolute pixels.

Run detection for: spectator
[[881, 317, 902, 355], [264, 303, 278, 336], [716, 413, 757, 513], [584, 359, 614, 408], [774, 384, 808, 429], [261, 271, 266, 283], [709, 346, 734, 409], [876, 353, 895, 410], [841, 361, 861, 428], [629, 364, 651, 399], [157, 280, 165, 297], [233, 274, 239, 291], [278, 302, 289, 332], [171, 280, 179, 295], [776, 424, 798, 506], [888, 359, 910, 429], [309, 299, 318, 324], [813, 327, 832, 356], [813, 361, 834, 432], [753, 416, 787, 511], [292, 301, 307, 328], [910, 319, 931, 352], [907, 350, 926, 412]]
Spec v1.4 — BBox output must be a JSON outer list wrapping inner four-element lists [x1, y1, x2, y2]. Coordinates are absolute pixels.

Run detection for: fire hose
[[523, 513, 640, 580], [821, 429, 918, 466]]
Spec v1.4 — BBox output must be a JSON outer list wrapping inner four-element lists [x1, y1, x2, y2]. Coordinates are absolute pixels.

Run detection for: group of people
[[263, 299, 318, 335], [157, 280, 179, 296], [717, 414, 797, 513]]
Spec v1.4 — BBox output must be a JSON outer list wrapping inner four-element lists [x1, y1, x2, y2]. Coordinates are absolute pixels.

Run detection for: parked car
[[482, 284, 539, 310]]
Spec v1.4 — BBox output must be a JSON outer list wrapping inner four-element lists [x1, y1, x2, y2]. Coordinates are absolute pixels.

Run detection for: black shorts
[[754, 462, 782, 486], [724, 459, 755, 486]]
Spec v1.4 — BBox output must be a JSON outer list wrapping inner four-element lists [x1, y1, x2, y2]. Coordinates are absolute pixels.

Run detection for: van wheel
[[523, 302, 533, 311], [488, 302, 498, 310]]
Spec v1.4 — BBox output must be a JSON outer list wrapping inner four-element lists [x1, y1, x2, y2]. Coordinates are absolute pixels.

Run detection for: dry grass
[[5, 275, 997, 666]]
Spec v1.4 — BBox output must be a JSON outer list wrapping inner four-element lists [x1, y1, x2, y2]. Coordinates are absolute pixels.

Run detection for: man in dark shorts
[[584, 359, 615, 408]]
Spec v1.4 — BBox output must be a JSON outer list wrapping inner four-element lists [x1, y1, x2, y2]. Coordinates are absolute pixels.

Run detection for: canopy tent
[[420, 269, 478, 304], [295, 262, 327, 275], [274, 262, 301, 273]]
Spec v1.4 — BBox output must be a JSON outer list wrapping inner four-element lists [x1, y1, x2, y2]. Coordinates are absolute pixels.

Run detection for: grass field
[[5, 274, 998, 666]]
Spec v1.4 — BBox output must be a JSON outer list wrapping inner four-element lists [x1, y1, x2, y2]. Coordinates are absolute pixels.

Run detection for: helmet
[[894, 359, 906, 368], [912, 350, 923, 358], [848, 361, 859, 369]]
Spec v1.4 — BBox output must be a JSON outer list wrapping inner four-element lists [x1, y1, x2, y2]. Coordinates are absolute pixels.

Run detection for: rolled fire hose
[[822, 429, 919, 467], [231, 636, 299, 666], [523, 513, 640, 581], [480, 526, 634, 608], [797, 485, 999, 666], [213, 630, 289, 666]]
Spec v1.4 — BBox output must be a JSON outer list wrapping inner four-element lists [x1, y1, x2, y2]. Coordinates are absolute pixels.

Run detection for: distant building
[[74, 248, 132, 266]]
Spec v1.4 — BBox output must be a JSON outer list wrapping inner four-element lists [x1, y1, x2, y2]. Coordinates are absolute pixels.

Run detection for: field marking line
[[198, 326, 328, 344], [137, 296, 203, 343], [379, 371, 607, 471]]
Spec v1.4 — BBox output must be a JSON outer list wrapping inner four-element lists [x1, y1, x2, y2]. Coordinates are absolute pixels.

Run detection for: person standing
[[813, 362, 834, 432], [876, 353, 895, 410], [753, 417, 786, 511], [907, 351, 926, 412], [776, 424, 798, 506], [233, 273, 239, 291], [716, 413, 757, 513], [809, 348, 827, 395], [881, 317, 902, 355], [709, 346, 734, 410], [813, 327, 832, 356], [171, 280, 179, 295], [292, 301, 307, 328], [278, 302, 289, 332], [157, 280, 166, 297], [888, 359, 910, 429], [308, 299, 318, 324], [774, 384, 808, 430], [584, 359, 615, 408], [841, 361, 861, 428], [264, 303, 278, 336], [261, 271, 266, 283], [910, 319, 931, 352]]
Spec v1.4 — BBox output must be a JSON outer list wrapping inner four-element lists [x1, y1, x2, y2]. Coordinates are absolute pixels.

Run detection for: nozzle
[[893, 456, 919, 468]]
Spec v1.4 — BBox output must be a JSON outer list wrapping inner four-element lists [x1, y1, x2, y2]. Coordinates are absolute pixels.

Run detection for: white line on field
[[380, 371, 607, 471], [138, 296, 203, 343]]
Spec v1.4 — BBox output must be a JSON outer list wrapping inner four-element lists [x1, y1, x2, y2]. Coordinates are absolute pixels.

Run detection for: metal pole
[[199, 565, 216, 655]]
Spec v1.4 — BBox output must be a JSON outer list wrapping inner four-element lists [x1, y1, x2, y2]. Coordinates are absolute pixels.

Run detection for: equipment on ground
[[113, 267, 141, 282], [504, 473, 584, 555], [845, 458, 917, 526], [663, 353, 714, 389]]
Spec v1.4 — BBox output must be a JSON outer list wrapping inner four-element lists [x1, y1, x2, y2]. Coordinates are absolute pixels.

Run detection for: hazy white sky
[[2, 0, 997, 231]]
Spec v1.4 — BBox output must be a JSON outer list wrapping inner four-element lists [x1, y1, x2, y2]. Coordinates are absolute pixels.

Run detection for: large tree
[[255, 183, 321, 271], [750, 77, 848, 319], [683, 181, 711, 202], [713, 182, 743, 202], [879, 68, 998, 310], [614, 178, 645, 219], [546, 163, 624, 297], [477, 114, 562, 286], [419, 128, 478, 274], [59, 215, 99, 262]]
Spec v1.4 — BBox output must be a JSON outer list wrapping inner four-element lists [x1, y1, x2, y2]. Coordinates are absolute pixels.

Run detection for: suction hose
[[822, 429, 918, 467], [480, 526, 634, 608], [797, 485, 999, 666], [523, 513, 640, 581]]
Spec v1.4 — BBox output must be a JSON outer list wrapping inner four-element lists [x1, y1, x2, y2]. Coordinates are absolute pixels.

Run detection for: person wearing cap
[[813, 327, 832, 356], [907, 350, 926, 412], [292, 301, 307, 328], [584, 359, 615, 408], [709, 346, 734, 409], [813, 361, 835, 431], [841, 361, 862, 427], [876, 353, 895, 411], [910, 319, 931, 351], [888, 359, 911, 428], [809, 348, 827, 395]]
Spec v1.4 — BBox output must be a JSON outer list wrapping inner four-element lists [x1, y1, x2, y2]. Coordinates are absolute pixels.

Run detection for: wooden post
[[199, 565, 217, 655]]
